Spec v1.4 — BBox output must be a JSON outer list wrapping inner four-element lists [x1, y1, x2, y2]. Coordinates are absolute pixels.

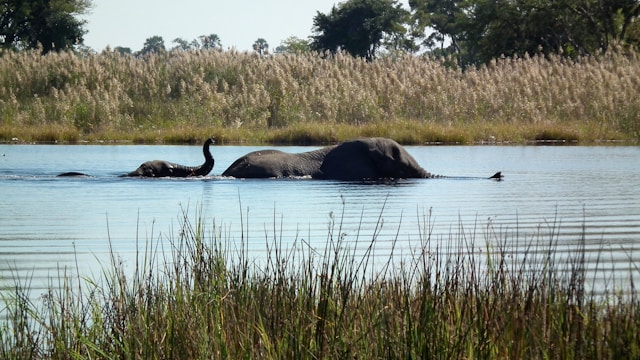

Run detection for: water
[[1, 143, 639, 295]]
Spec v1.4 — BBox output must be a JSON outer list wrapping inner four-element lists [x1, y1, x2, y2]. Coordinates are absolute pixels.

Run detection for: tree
[[275, 36, 310, 54], [408, 0, 465, 52], [199, 33, 222, 50], [139, 35, 165, 55], [252, 38, 269, 55], [0, 0, 91, 53], [113, 46, 132, 55], [410, 0, 640, 66], [172, 37, 192, 51], [311, 0, 409, 60]]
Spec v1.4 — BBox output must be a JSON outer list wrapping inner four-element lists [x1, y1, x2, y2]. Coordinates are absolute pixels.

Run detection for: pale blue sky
[[82, 0, 408, 52]]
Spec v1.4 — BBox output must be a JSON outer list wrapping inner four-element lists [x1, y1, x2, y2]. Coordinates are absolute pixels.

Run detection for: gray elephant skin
[[58, 138, 215, 177], [222, 137, 502, 181], [123, 138, 215, 177]]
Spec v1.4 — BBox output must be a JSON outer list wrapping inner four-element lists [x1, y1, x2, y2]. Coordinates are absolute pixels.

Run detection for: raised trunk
[[190, 138, 214, 176], [124, 138, 214, 177]]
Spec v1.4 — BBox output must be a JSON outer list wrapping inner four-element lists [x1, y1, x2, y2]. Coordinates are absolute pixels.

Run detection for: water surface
[[1, 144, 639, 293]]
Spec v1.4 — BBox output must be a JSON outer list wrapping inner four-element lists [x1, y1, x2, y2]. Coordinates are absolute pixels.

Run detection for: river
[[1, 143, 639, 295]]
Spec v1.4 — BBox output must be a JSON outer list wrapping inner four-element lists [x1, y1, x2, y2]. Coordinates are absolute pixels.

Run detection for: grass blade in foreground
[[1, 208, 639, 358]]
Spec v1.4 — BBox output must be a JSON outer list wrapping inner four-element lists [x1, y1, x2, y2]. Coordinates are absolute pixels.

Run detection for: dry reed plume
[[1, 49, 638, 143]]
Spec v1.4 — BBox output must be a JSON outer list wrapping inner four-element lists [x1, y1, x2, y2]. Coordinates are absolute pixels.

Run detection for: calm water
[[1, 143, 639, 294]]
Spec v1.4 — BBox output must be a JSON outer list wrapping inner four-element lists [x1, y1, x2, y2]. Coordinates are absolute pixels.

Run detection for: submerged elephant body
[[222, 137, 440, 181], [124, 138, 215, 177], [56, 137, 502, 181], [221, 147, 332, 179]]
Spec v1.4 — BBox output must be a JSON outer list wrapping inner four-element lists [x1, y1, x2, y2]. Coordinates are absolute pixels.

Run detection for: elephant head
[[318, 138, 434, 180], [124, 138, 215, 177]]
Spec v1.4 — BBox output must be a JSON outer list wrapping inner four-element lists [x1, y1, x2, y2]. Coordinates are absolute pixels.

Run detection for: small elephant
[[124, 138, 215, 177], [222, 137, 501, 181], [57, 171, 92, 177]]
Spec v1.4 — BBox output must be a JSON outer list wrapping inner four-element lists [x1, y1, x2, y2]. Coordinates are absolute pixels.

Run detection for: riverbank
[[1, 211, 638, 358], [1, 49, 638, 145], [3, 121, 637, 145]]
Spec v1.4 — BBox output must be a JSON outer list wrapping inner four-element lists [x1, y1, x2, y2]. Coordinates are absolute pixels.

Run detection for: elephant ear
[[367, 141, 399, 177], [319, 140, 374, 180]]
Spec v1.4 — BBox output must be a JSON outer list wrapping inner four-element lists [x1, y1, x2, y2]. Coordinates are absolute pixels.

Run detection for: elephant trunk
[[192, 138, 215, 176]]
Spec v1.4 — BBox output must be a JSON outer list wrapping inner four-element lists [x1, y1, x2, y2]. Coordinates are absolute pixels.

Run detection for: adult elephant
[[222, 137, 502, 181], [124, 138, 215, 177]]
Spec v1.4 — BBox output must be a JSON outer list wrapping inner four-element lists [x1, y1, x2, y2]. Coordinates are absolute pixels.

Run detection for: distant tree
[[199, 33, 222, 50], [275, 36, 311, 54], [113, 46, 132, 55], [252, 38, 269, 55], [172, 37, 195, 51], [408, 0, 465, 52], [311, 0, 409, 60], [410, 0, 640, 66], [0, 0, 91, 53], [140, 35, 165, 55]]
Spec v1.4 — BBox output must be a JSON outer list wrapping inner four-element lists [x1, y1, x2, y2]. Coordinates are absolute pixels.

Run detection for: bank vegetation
[[1, 49, 638, 144], [1, 210, 639, 358]]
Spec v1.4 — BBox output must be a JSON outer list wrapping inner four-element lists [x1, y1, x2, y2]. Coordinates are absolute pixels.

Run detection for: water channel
[[1, 143, 639, 296]]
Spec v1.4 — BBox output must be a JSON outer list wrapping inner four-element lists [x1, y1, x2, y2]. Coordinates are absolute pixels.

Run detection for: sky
[[80, 1, 358, 52]]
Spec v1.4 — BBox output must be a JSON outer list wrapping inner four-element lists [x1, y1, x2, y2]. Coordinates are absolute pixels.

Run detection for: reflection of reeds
[[1, 206, 639, 358], [1, 49, 638, 143]]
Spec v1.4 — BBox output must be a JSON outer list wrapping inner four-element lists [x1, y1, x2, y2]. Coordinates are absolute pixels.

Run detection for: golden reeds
[[1, 49, 638, 143]]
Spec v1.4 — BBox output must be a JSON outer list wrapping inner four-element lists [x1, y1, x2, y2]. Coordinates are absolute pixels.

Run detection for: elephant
[[123, 138, 215, 177], [221, 137, 503, 181], [57, 171, 91, 177]]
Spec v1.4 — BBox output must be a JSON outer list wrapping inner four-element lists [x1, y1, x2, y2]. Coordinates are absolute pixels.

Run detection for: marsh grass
[[1, 49, 638, 144], [1, 205, 639, 359]]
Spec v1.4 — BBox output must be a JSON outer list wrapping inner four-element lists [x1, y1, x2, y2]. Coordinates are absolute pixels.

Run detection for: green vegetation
[[311, 0, 410, 60], [410, 0, 640, 65], [3, 0, 638, 64], [1, 208, 639, 358], [311, 0, 640, 64], [1, 49, 639, 145], [0, 0, 91, 54]]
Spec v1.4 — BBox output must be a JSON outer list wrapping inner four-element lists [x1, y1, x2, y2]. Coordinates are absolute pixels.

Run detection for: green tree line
[[410, 0, 640, 65], [0, 0, 90, 53], [2, 0, 639, 65]]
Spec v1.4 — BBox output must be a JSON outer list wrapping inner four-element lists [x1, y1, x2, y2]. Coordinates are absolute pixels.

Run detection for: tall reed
[[1, 206, 639, 358], [1, 49, 638, 143]]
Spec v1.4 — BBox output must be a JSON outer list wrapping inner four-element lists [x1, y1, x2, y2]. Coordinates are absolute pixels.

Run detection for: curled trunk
[[125, 138, 214, 177]]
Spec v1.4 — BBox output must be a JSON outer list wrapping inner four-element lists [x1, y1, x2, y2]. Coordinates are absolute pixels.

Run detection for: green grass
[[1, 206, 639, 358]]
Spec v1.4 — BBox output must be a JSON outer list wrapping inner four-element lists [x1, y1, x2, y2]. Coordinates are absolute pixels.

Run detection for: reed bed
[[1, 207, 639, 359], [1, 49, 638, 144]]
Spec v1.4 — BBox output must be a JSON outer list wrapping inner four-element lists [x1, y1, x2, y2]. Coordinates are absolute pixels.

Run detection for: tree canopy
[[410, 0, 640, 65], [2, 0, 638, 65], [275, 36, 310, 54], [311, 0, 409, 60], [253, 38, 269, 55], [0, 0, 91, 53], [140, 35, 165, 55], [199, 34, 222, 50]]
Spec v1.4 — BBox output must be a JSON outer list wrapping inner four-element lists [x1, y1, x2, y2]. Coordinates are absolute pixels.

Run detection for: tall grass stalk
[[1, 207, 639, 358], [1, 49, 638, 144]]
